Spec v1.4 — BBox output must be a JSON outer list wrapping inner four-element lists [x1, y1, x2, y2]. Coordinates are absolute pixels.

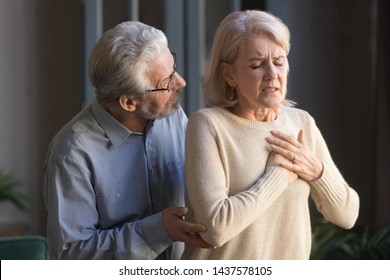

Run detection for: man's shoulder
[[172, 106, 188, 121], [48, 107, 99, 157]]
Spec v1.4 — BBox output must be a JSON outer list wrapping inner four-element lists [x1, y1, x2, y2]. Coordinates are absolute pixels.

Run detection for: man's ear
[[221, 62, 235, 88], [118, 95, 137, 112]]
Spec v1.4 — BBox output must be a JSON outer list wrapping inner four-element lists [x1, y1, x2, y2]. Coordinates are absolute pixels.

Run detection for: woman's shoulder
[[280, 106, 317, 129], [189, 106, 228, 120], [281, 105, 313, 119], [187, 107, 235, 131]]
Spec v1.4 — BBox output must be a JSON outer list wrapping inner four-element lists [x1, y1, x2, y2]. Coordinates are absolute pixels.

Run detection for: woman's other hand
[[266, 150, 298, 184]]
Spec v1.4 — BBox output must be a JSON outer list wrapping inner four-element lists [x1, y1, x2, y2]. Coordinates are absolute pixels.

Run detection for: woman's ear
[[221, 62, 235, 88], [118, 95, 137, 112]]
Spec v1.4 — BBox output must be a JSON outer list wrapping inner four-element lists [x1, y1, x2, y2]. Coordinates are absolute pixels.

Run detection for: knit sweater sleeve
[[184, 111, 289, 247], [305, 114, 360, 229]]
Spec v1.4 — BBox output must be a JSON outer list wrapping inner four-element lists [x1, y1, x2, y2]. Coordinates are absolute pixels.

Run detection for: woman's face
[[224, 35, 289, 111]]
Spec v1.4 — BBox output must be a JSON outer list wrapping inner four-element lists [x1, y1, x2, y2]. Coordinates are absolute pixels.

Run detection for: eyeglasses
[[145, 52, 176, 93]]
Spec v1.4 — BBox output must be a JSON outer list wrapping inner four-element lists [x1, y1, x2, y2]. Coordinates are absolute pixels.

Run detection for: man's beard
[[136, 92, 181, 120]]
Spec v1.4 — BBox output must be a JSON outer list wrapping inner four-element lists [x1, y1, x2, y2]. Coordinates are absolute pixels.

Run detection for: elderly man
[[43, 21, 211, 259]]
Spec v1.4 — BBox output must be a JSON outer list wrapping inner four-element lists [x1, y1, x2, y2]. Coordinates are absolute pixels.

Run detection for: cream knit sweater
[[181, 106, 359, 260]]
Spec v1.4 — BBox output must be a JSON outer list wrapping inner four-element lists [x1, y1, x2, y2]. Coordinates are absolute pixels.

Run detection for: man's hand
[[162, 207, 215, 249]]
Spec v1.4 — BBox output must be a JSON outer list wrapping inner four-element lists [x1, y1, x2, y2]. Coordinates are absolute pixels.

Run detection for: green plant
[[310, 219, 390, 260], [0, 171, 29, 210]]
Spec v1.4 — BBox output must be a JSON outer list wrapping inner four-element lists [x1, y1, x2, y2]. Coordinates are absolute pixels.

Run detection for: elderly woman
[[181, 10, 359, 260]]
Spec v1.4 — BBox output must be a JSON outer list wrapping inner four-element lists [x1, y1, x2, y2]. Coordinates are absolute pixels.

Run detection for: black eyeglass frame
[[145, 52, 177, 93]]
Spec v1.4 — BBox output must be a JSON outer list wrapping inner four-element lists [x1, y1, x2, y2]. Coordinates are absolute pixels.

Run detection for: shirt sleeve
[[44, 154, 173, 260]]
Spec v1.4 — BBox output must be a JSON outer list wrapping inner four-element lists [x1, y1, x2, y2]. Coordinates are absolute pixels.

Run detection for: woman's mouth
[[261, 87, 279, 93]]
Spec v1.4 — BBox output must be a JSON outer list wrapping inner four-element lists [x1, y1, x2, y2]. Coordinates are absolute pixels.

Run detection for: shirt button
[[115, 193, 120, 198]]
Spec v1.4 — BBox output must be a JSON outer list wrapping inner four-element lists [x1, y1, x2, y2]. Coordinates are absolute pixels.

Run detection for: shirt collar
[[91, 99, 138, 148]]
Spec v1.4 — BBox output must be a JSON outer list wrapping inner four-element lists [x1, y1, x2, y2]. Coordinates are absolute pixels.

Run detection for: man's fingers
[[165, 206, 188, 217], [174, 218, 207, 234], [181, 232, 215, 249], [184, 221, 207, 233], [163, 206, 213, 248]]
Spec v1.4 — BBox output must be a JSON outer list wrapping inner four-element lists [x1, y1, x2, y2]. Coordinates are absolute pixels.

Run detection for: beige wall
[[0, 0, 82, 235]]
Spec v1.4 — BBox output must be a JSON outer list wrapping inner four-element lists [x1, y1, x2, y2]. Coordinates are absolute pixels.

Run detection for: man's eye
[[161, 77, 171, 87], [250, 64, 262, 69]]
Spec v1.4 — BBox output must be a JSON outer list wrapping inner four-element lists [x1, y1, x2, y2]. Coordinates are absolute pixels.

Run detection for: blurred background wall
[[0, 0, 388, 237]]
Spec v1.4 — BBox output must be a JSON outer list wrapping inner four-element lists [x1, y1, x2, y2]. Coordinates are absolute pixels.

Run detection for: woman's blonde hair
[[203, 10, 292, 108]]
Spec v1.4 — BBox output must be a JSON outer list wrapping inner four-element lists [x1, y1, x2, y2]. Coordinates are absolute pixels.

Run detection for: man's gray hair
[[88, 21, 168, 106]]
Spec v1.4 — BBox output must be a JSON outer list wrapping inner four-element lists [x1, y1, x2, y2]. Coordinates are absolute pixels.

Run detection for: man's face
[[137, 49, 186, 119]]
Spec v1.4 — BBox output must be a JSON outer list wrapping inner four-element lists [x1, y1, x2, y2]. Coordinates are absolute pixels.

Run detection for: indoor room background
[[0, 0, 388, 246]]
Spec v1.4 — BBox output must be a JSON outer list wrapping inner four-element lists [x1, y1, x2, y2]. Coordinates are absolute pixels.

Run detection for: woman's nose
[[264, 63, 278, 80]]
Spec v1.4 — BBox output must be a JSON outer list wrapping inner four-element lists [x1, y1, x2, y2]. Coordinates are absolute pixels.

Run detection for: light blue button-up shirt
[[43, 100, 187, 259]]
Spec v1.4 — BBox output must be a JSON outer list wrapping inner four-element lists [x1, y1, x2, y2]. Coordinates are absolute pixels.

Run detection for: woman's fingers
[[266, 129, 323, 181]]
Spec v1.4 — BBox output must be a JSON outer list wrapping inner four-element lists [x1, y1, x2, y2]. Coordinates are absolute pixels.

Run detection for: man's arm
[[44, 155, 172, 260]]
